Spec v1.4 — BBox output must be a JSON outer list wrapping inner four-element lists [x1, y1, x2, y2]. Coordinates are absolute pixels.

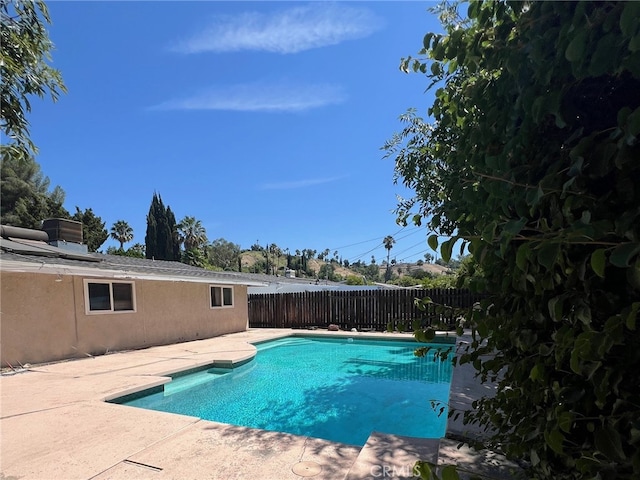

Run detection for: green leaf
[[428, 234, 439, 251], [537, 243, 559, 271], [423, 32, 434, 49], [441, 237, 455, 263], [595, 426, 626, 461], [530, 448, 540, 466], [610, 243, 640, 268], [548, 296, 563, 322], [620, 2, 640, 37], [516, 243, 531, 271], [413, 460, 434, 480], [422, 328, 436, 341], [617, 106, 632, 126], [627, 106, 640, 137], [570, 345, 581, 374], [531, 96, 544, 122], [629, 32, 640, 52], [625, 302, 639, 331], [565, 29, 587, 62], [589, 33, 616, 76], [529, 363, 544, 381], [526, 185, 544, 207], [467, 1, 479, 20], [590, 249, 606, 278], [558, 411, 573, 433], [503, 218, 526, 235], [544, 428, 565, 455], [476, 320, 489, 338], [441, 465, 460, 480]]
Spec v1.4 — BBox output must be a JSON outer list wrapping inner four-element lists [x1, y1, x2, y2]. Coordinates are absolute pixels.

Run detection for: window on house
[[211, 285, 233, 308], [85, 280, 135, 313]]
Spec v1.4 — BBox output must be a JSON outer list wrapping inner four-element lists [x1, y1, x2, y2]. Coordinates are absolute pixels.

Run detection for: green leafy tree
[[0, 151, 68, 228], [248, 257, 266, 274], [209, 238, 241, 271], [348, 260, 381, 283], [420, 274, 456, 290], [110, 220, 133, 250], [71, 207, 107, 252], [181, 247, 206, 268], [1, 0, 66, 159], [106, 243, 145, 258], [127, 243, 145, 258], [345, 274, 365, 286], [318, 263, 339, 282], [388, 1, 640, 478]]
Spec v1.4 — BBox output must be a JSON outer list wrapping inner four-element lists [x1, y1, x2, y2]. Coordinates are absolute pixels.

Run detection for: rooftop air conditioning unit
[[41, 218, 88, 253]]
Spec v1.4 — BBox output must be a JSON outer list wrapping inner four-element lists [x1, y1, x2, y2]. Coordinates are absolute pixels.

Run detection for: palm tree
[[110, 220, 133, 250], [177, 216, 208, 252], [269, 243, 282, 275], [383, 235, 395, 282]]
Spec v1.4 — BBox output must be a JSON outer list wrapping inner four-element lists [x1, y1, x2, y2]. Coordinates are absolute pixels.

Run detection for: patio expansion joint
[[0, 403, 76, 421], [86, 417, 203, 480], [25, 358, 172, 377], [122, 459, 163, 472]]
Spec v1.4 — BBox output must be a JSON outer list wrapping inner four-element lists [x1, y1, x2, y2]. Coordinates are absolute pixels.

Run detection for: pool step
[[344, 432, 440, 480], [163, 368, 230, 396], [254, 337, 316, 352]]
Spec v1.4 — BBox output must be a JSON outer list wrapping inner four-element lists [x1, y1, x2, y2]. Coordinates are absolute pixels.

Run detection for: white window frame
[[210, 285, 234, 309], [84, 279, 136, 314]]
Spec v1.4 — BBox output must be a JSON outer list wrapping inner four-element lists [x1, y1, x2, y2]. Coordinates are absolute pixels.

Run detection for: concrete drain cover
[[292, 461, 322, 477]]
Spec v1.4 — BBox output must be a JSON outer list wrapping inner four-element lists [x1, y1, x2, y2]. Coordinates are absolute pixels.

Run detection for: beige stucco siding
[[1, 271, 249, 366], [1, 272, 78, 365]]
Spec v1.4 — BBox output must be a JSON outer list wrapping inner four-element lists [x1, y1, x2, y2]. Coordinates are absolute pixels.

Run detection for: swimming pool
[[111, 335, 454, 446]]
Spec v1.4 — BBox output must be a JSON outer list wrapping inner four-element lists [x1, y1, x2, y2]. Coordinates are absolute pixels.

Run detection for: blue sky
[[31, 1, 443, 264]]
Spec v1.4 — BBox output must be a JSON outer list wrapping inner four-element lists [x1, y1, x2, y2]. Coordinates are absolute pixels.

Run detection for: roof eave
[[0, 259, 268, 287]]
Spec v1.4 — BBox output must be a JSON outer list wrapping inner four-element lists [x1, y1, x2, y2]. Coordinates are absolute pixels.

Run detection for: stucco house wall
[[1, 270, 250, 366]]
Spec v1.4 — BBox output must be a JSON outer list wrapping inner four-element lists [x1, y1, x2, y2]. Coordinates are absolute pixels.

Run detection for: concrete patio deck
[[0, 329, 521, 479]]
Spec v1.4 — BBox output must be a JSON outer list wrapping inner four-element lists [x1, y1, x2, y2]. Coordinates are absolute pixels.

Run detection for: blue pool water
[[114, 336, 454, 446]]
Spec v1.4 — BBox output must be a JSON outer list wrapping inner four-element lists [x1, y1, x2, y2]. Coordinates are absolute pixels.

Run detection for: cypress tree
[[145, 194, 159, 259], [156, 194, 172, 261], [145, 192, 178, 261], [166, 206, 180, 261], [144, 192, 182, 261]]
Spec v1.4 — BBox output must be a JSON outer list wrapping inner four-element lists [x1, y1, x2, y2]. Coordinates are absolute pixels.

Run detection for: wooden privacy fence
[[248, 289, 482, 331]]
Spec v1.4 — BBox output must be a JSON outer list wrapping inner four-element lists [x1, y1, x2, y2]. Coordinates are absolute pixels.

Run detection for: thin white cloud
[[150, 81, 346, 112], [261, 176, 345, 190], [172, 3, 383, 54]]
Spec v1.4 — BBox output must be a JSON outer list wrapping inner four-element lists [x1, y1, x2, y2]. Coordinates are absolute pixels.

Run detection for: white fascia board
[[0, 260, 268, 287]]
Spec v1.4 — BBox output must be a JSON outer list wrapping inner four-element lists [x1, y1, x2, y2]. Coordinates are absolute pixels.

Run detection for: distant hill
[[378, 262, 450, 278], [238, 250, 450, 280]]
